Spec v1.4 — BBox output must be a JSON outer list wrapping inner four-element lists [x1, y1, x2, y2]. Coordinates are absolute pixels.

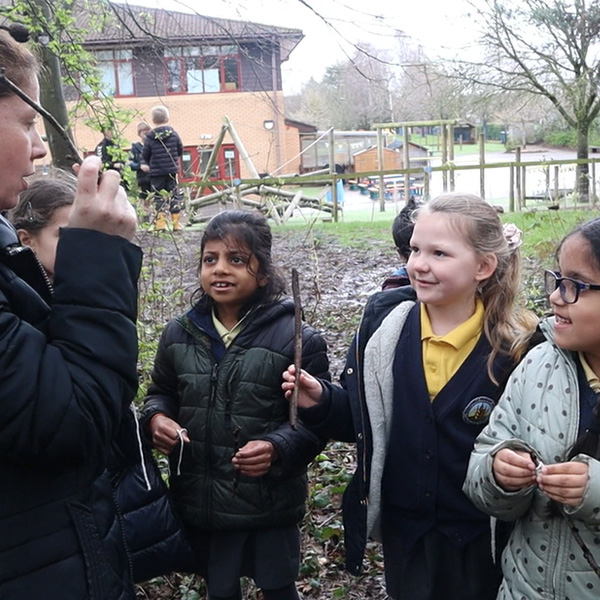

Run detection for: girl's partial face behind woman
[[17, 204, 71, 281], [0, 76, 47, 210], [551, 233, 600, 371]]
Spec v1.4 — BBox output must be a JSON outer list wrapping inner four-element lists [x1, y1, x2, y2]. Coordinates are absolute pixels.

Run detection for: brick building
[[71, 2, 304, 183]]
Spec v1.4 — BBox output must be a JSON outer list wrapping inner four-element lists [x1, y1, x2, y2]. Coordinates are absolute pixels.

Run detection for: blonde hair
[[151, 106, 169, 125], [137, 121, 150, 134], [414, 193, 537, 381]]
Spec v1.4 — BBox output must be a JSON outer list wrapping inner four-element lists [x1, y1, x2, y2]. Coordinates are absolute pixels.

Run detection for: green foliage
[[543, 123, 600, 148], [501, 209, 592, 262], [135, 234, 189, 403], [543, 129, 578, 147], [1, 0, 136, 162]]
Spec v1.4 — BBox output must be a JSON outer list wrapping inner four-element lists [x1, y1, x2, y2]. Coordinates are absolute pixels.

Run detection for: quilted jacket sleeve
[[0, 228, 142, 467], [464, 358, 538, 521], [564, 455, 600, 527], [262, 321, 330, 476]]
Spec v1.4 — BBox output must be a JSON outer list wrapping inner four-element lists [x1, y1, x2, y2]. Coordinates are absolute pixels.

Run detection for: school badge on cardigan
[[462, 396, 495, 424]]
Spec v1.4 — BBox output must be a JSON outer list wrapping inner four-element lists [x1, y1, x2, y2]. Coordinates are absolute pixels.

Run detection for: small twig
[[0, 68, 83, 164], [232, 425, 242, 496], [290, 268, 302, 430]]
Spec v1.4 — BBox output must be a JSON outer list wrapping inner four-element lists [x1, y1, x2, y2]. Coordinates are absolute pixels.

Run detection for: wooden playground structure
[[183, 117, 600, 224]]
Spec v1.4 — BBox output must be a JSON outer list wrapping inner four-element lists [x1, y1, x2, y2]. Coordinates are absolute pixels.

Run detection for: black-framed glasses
[[544, 270, 600, 304]]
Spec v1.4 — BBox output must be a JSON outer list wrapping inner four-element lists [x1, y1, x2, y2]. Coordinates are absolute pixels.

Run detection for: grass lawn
[[274, 207, 598, 256], [411, 134, 506, 156]]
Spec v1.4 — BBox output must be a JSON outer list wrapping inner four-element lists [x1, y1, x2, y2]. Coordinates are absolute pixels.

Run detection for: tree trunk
[[34, 0, 77, 172], [576, 121, 590, 202]]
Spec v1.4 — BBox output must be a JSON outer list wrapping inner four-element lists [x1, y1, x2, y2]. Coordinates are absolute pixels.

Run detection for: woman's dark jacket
[[0, 215, 142, 600], [141, 295, 330, 532], [142, 126, 183, 176]]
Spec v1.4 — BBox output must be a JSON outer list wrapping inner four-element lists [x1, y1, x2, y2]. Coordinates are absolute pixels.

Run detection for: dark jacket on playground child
[[142, 125, 183, 177], [129, 140, 151, 187]]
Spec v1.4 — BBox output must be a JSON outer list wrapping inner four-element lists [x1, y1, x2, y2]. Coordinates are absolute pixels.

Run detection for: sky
[[119, 0, 475, 94]]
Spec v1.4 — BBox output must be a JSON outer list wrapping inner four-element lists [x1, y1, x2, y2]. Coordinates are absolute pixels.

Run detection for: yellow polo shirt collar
[[420, 299, 484, 400], [579, 352, 600, 393], [212, 310, 244, 348]]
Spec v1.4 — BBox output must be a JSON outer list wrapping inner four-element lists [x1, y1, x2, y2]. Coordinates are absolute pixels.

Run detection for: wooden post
[[554, 165, 560, 205], [521, 165, 527, 208], [442, 125, 448, 192], [377, 127, 385, 212], [479, 132, 486, 200], [424, 170, 430, 201], [448, 124, 455, 191], [509, 165, 515, 212], [403, 126, 410, 202], [234, 183, 242, 209], [328, 128, 339, 222], [224, 117, 260, 178], [515, 147, 522, 210]]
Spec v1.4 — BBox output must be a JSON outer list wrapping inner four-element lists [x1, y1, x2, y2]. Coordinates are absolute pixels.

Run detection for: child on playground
[[465, 217, 600, 599], [141, 209, 330, 600], [282, 193, 538, 600], [381, 197, 420, 290], [142, 105, 183, 231]]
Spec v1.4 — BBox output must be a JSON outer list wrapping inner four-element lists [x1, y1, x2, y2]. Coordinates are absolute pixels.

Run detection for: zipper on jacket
[[209, 363, 218, 406], [355, 313, 369, 493], [112, 485, 135, 582], [203, 361, 219, 527]]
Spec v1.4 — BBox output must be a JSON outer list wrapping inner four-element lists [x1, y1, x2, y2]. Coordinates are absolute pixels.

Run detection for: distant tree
[[290, 44, 394, 129], [456, 0, 600, 200]]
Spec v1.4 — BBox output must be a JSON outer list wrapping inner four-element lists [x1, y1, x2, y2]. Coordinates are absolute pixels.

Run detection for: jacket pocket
[[67, 502, 112, 600]]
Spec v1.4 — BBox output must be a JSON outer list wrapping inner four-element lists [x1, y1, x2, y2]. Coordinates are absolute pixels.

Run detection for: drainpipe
[[271, 36, 282, 169]]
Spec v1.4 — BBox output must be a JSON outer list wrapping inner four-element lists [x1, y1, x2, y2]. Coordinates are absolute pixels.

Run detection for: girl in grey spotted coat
[[465, 217, 600, 599]]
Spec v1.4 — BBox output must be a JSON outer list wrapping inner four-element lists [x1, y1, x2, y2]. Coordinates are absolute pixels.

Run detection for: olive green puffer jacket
[[142, 296, 330, 531]]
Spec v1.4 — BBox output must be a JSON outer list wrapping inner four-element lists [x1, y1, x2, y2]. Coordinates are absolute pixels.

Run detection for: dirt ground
[[134, 224, 398, 600]]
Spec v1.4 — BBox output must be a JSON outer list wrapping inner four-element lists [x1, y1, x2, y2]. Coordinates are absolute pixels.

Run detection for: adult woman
[[0, 29, 141, 600]]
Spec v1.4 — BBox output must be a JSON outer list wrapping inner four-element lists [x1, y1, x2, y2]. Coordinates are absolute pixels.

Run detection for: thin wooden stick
[[0, 68, 83, 164], [290, 268, 302, 429]]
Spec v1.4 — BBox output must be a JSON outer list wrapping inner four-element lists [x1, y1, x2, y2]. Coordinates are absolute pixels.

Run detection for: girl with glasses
[[465, 217, 600, 599]]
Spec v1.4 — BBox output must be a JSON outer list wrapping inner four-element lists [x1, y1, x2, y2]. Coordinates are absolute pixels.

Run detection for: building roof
[[353, 145, 400, 156], [387, 140, 429, 151], [76, 2, 303, 61], [284, 118, 317, 133]]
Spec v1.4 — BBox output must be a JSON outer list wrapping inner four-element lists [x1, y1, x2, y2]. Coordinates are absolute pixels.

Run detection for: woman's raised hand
[[281, 364, 323, 408], [69, 156, 137, 241]]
